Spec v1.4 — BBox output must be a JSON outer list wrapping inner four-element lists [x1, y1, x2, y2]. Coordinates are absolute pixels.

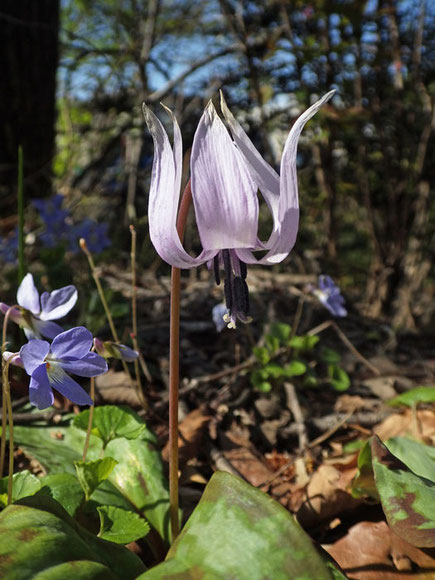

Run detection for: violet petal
[[49, 368, 93, 406], [29, 364, 54, 410], [39, 285, 78, 321], [50, 327, 93, 360], [20, 340, 50, 375], [17, 274, 40, 315], [60, 352, 108, 377]]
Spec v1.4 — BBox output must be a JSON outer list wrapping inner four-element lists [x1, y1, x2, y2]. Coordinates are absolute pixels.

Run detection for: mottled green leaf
[[0, 470, 41, 507], [351, 440, 378, 499], [385, 437, 435, 483], [371, 436, 435, 547], [73, 406, 145, 447], [0, 495, 145, 579], [388, 386, 435, 407], [139, 472, 337, 579], [75, 458, 118, 500], [97, 505, 150, 544]]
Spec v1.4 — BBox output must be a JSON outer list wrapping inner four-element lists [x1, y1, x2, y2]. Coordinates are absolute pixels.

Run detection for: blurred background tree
[[2, 0, 434, 328]]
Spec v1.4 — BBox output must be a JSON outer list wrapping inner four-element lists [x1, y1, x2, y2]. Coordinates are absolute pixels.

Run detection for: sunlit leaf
[[97, 505, 150, 544], [0, 470, 41, 507], [387, 386, 435, 407], [73, 406, 145, 447], [75, 458, 118, 500]]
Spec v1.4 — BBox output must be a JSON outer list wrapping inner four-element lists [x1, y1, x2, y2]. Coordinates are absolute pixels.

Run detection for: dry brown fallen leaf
[[323, 520, 435, 579], [374, 408, 435, 445], [162, 407, 211, 466], [95, 369, 142, 406], [297, 464, 362, 528]]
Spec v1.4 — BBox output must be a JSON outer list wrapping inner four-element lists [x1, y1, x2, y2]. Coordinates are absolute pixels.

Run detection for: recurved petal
[[220, 91, 280, 211], [191, 101, 259, 251], [236, 91, 335, 265], [17, 273, 40, 315], [50, 326, 93, 360], [29, 364, 54, 410], [39, 285, 78, 320], [20, 339, 50, 375], [143, 103, 215, 269]]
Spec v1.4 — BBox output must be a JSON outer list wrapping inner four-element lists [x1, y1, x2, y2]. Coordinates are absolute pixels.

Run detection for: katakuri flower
[[20, 326, 108, 410], [143, 90, 334, 328], [0, 273, 77, 339], [312, 275, 347, 317]]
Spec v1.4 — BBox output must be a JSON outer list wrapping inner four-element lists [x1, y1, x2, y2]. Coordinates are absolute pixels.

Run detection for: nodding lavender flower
[[93, 338, 138, 362], [20, 327, 108, 410], [312, 275, 347, 317], [0, 273, 77, 340], [143, 91, 334, 329]]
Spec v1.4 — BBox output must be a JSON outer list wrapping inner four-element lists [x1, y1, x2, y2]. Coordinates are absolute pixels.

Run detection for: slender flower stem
[[82, 377, 95, 461], [3, 361, 14, 504], [290, 295, 305, 341], [169, 180, 192, 543], [1, 306, 17, 477], [80, 238, 132, 380]]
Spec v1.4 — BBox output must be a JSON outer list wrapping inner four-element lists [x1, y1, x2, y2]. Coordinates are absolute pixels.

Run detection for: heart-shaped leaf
[[75, 458, 118, 500], [139, 471, 338, 579], [39, 473, 85, 517], [0, 470, 41, 507], [73, 406, 145, 447], [97, 505, 150, 544]]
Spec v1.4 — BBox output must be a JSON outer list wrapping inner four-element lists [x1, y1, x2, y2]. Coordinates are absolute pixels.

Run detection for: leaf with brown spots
[[371, 436, 435, 548]]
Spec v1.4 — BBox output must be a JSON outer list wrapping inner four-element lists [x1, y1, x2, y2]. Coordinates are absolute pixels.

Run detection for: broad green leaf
[[371, 436, 435, 548], [351, 440, 378, 500], [328, 364, 350, 391], [97, 505, 150, 544], [385, 437, 435, 483], [283, 360, 307, 377], [104, 434, 171, 544], [0, 470, 41, 507], [73, 406, 145, 447], [140, 472, 336, 579], [14, 417, 171, 544], [75, 458, 118, 500], [388, 386, 435, 407], [252, 346, 270, 365], [0, 495, 145, 579], [319, 347, 341, 364], [39, 473, 84, 517], [268, 322, 291, 344], [263, 363, 286, 379]]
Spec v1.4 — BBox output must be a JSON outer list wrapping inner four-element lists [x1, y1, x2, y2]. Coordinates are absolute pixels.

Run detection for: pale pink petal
[[142, 103, 216, 268], [236, 91, 335, 265], [191, 101, 259, 251]]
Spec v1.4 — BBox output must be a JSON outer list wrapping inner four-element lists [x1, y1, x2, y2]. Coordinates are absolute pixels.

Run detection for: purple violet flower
[[313, 275, 347, 317], [93, 338, 138, 362], [143, 91, 334, 329], [20, 326, 108, 410], [0, 273, 77, 340]]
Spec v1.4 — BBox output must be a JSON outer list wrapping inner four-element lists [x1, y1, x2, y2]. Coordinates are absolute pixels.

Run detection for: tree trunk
[[0, 0, 60, 221]]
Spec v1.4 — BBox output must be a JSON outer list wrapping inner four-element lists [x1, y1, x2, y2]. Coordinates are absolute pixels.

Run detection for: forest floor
[[9, 266, 435, 578]]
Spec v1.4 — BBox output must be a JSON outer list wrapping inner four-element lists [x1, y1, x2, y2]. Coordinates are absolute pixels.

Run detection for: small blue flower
[[0, 273, 77, 339], [312, 275, 347, 317], [0, 229, 18, 264], [68, 220, 111, 254], [212, 303, 228, 332], [20, 326, 108, 410]]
